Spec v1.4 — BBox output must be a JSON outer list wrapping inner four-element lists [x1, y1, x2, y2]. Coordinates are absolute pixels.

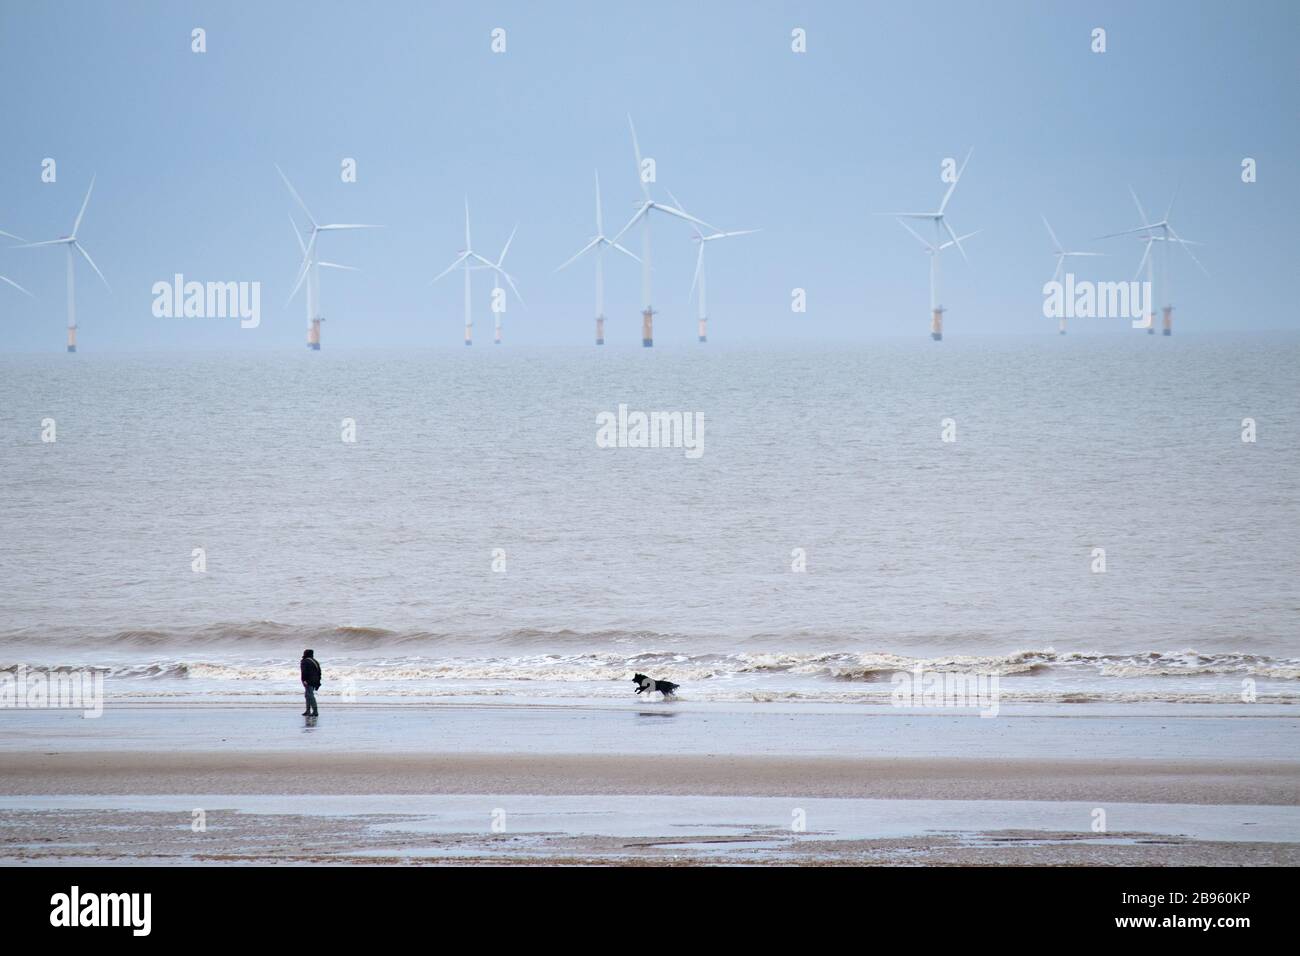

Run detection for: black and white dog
[[632, 672, 679, 698]]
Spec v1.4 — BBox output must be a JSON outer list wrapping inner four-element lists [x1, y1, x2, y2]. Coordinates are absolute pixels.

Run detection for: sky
[[0, 0, 1296, 350]]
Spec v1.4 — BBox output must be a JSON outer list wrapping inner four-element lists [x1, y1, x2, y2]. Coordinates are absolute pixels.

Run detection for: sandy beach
[[3, 702, 1297, 865]]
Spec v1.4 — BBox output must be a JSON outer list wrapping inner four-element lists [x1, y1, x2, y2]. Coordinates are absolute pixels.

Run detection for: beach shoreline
[[3, 701, 1298, 864]]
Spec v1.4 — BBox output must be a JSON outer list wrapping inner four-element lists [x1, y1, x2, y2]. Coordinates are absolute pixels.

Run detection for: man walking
[[300, 649, 321, 717]]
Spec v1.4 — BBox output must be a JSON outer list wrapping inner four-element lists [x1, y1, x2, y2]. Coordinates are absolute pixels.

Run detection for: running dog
[[632, 673, 680, 697]]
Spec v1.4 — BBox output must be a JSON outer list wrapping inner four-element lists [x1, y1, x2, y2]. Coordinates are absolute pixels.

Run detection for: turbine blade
[[594, 170, 603, 234], [896, 218, 934, 251], [289, 215, 306, 256], [497, 268, 525, 307], [12, 238, 72, 248], [609, 205, 648, 245], [664, 189, 704, 239], [464, 197, 472, 250], [0, 229, 26, 243], [317, 261, 358, 271], [71, 174, 95, 237], [938, 229, 981, 251], [1129, 186, 1150, 228], [1133, 240, 1153, 282], [610, 241, 640, 263], [1166, 224, 1210, 276], [0, 274, 35, 297], [628, 115, 648, 199], [943, 220, 970, 264], [651, 203, 715, 231], [275, 164, 316, 227], [73, 241, 110, 292], [497, 224, 517, 267], [286, 243, 315, 304], [555, 237, 601, 272], [937, 148, 973, 215], [1165, 180, 1181, 222], [287, 230, 318, 299], [317, 223, 382, 231], [717, 228, 760, 238], [689, 242, 705, 300], [480, 262, 524, 306], [1094, 225, 1152, 241], [431, 251, 470, 284], [1041, 215, 1063, 253]]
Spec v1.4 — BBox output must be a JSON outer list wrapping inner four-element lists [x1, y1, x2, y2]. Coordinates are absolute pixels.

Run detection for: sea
[[2, 334, 1297, 707]]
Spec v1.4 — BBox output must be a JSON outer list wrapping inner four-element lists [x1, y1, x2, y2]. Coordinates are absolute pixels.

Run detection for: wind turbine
[[666, 190, 758, 343], [1042, 215, 1104, 335], [13, 178, 109, 352], [431, 198, 512, 346], [879, 149, 977, 340], [471, 224, 525, 344], [0, 229, 34, 301], [276, 164, 380, 350], [610, 115, 715, 347], [288, 215, 358, 345], [1097, 186, 1208, 336], [556, 171, 639, 345]]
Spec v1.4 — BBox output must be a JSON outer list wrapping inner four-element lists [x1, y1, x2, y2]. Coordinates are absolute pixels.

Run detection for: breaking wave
[[5, 647, 1297, 685]]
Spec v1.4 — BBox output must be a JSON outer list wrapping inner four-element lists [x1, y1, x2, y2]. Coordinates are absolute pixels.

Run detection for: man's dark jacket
[[301, 656, 322, 689]]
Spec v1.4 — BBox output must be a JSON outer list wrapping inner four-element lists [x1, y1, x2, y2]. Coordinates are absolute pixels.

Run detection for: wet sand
[[3, 702, 1298, 864], [5, 750, 1300, 805]]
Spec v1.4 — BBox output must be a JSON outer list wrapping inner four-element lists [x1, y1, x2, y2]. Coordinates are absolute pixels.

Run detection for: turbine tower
[[610, 116, 714, 347], [667, 191, 758, 343], [474, 225, 524, 344], [879, 149, 977, 340], [289, 215, 358, 345], [277, 164, 380, 350], [1042, 215, 1104, 335], [1097, 187, 1208, 337], [432, 198, 512, 345], [14, 178, 109, 352], [895, 218, 980, 339], [556, 171, 639, 345]]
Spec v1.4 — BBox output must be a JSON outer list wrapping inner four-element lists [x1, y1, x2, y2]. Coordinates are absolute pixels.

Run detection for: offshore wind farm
[[0, 139, 1221, 351]]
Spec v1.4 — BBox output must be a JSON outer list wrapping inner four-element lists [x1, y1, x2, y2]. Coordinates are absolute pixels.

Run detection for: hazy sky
[[0, 0, 1296, 350]]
